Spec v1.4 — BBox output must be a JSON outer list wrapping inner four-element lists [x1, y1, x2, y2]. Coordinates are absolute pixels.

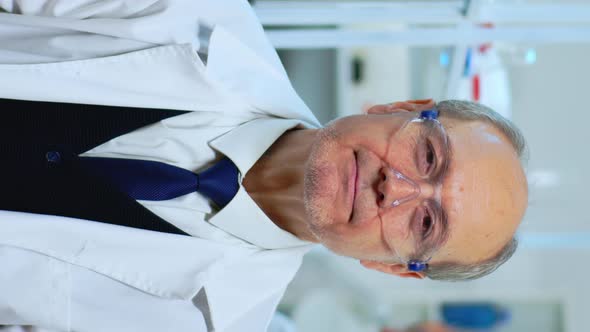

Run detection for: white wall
[[510, 44, 590, 234]]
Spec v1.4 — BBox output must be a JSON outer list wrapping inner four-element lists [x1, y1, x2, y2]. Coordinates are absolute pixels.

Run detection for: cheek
[[378, 206, 414, 243], [321, 216, 388, 256], [329, 117, 392, 154], [385, 149, 415, 176], [382, 131, 421, 176]]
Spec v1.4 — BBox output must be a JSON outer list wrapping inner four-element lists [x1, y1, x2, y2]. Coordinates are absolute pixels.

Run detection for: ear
[[360, 260, 426, 280], [366, 99, 436, 115]]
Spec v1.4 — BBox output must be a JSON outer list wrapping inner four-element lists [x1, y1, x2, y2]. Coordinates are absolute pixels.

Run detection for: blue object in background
[[463, 47, 473, 77], [525, 48, 537, 65], [441, 302, 511, 330], [439, 50, 451, 67]]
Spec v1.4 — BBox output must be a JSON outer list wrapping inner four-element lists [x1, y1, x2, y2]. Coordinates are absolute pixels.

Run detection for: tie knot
[[79, 156, 239, 208], [197, 157, 240, 208]]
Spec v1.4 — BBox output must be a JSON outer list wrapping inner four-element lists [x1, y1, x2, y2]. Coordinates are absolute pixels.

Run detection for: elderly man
[[0, 0, 528, 331]]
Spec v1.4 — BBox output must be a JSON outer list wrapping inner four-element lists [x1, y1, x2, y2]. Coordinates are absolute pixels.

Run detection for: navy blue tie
[[78, 156, 239, 208]]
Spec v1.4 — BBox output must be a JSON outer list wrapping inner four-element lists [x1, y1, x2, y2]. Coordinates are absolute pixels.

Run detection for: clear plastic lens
[[387, 118, 446, 181], [385, 202, 441, 264], [380, 116, 449, 264]]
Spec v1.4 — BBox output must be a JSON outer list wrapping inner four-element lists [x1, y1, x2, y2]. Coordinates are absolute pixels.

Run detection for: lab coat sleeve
[[221, 289, 288, 332], [0, 0, 200, 56], [0, 0, 286, 75], [0, 246, 70, 328], [0, 245, 209, 331], [0, 0, 169, 18], [202, 247, 309, 332]]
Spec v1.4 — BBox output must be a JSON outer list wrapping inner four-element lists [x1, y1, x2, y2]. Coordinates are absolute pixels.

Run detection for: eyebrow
[[433, 200, 451, 252], [425, 123, 453, 255], [432, 124, 453, 186]]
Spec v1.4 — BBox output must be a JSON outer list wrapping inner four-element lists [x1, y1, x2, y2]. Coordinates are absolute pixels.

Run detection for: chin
[[303, 127, 345, 234], [303, 160, 338, 234]]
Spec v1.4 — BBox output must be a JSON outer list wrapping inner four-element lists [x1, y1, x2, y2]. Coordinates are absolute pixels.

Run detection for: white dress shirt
[[0, 1, 321, 331]]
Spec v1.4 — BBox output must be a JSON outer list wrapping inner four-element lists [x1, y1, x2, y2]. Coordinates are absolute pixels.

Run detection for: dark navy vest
[[0, 98, 190, 235]]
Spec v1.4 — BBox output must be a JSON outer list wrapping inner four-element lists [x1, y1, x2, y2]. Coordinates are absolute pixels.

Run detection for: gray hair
[[422, 100, 527, 281]]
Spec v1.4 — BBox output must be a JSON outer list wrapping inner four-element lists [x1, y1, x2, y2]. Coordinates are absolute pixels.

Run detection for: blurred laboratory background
[[252, 0, 590, 332]]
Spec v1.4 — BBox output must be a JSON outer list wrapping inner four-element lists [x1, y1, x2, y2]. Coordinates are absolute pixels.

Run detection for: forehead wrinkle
[[437, 133, 522, 263], [433, 120, 454, 186]]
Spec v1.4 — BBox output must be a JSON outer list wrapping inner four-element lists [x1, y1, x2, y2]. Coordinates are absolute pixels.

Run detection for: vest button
[[46, 151, 62, 163]]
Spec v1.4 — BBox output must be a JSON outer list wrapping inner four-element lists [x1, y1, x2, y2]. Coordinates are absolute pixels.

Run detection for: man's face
[[303, 102, 528, 274]]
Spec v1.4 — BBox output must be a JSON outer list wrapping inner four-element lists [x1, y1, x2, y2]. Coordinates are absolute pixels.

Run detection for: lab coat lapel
[[205, 25, 321, 128]]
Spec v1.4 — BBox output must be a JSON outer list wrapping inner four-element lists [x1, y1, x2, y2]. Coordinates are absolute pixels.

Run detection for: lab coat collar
[[209, 117, 316, 250], [203, 24, 322, 250], [205, 25, 321, 129], [202, 25, 323, 330]]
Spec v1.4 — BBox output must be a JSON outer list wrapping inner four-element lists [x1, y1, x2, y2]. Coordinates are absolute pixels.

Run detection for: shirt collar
[[209, 117, 319, 249]]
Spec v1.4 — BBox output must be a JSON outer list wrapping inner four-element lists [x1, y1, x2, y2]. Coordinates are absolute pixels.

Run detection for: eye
[[421, 211, 434, 239], [426, 142, 435, 167], [419, 140, 437, 176]]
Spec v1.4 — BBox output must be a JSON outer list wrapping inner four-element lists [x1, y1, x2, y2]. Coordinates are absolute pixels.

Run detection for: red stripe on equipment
[[473, 74, 480, 102]]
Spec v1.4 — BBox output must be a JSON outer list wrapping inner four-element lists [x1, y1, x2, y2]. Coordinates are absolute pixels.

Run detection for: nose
[[378, 167, 421, 207]]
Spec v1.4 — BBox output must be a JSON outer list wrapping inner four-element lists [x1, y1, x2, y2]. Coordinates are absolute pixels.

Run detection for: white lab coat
[[0, 1, 321, 331]]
